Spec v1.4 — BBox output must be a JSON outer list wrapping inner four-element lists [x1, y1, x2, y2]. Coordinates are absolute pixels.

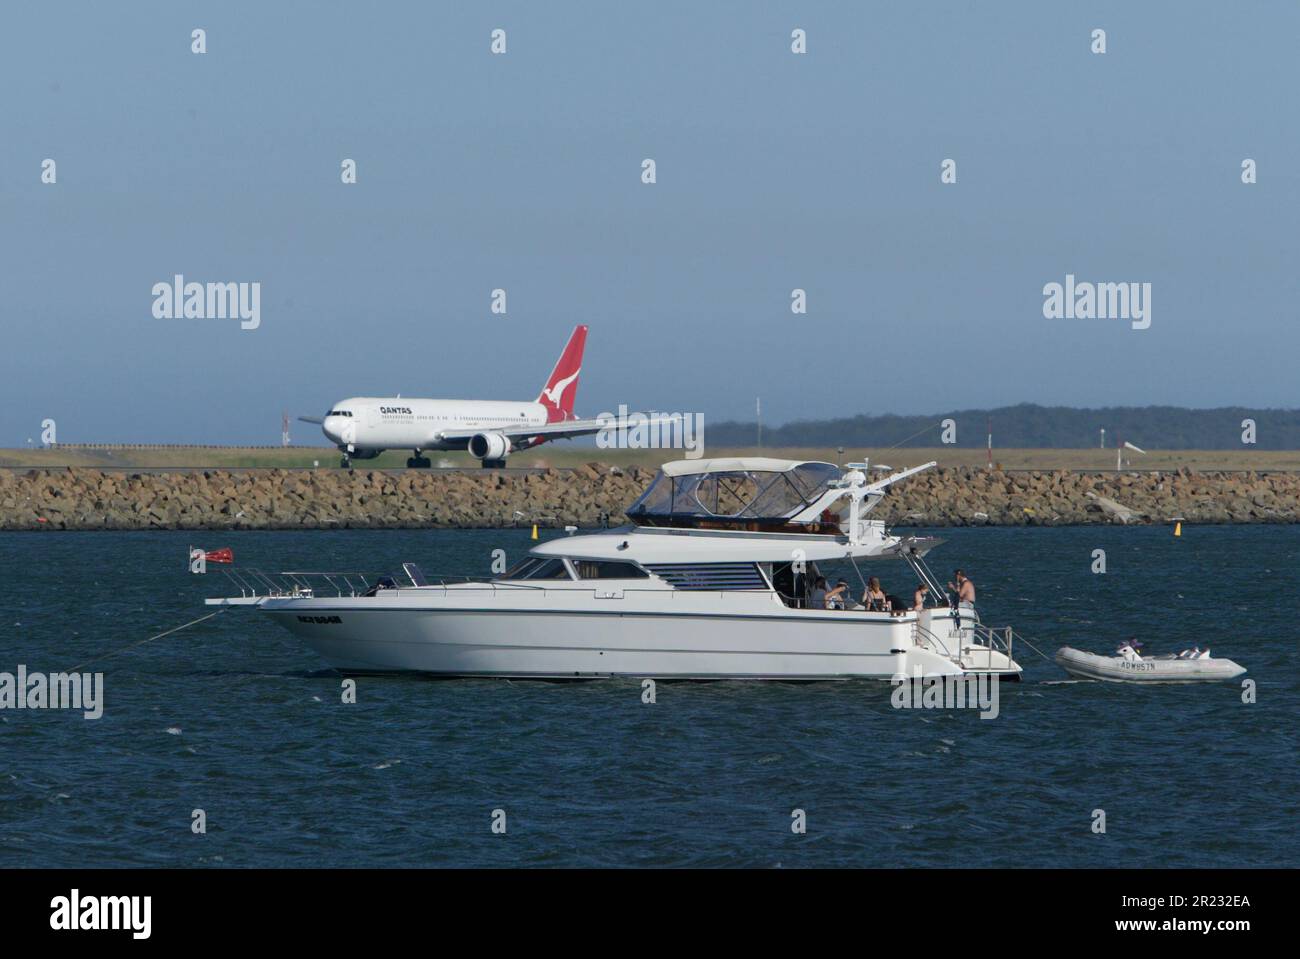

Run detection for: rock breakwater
[[2, 465, 1297, 531]]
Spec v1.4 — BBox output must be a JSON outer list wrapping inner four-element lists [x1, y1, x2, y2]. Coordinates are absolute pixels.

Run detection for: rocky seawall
[[2, 465, 1299, 531]]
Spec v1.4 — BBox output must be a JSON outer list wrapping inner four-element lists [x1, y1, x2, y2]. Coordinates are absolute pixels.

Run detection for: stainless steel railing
[[910, 617, 1016, 671], [213, 567, 781, 602], [911, 621, 957, 661], [969, 623, 1016, 671], [218, 568, 378, 599]]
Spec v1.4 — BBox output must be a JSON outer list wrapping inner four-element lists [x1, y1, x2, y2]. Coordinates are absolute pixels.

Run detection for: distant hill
[[705, 404, 1300, 450]]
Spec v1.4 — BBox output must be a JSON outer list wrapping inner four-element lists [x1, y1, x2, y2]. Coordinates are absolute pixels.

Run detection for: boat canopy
[[658, 457, 827, 477], [628, 459, 843, 523]]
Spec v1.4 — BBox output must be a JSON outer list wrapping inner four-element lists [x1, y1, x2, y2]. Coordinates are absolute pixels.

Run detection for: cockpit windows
[[327, 410, 353, 417], [497, 557, 573, 580], [501, 557, 540, 579], [500, 558, 654, 581], [524, 559, 572, 580], [573, 561, 649, 580]]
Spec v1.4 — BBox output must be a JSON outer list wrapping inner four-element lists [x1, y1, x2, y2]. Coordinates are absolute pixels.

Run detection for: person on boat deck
[[810, 576, 829, 609], [913, 583, 929, 611], [825, 579, 849, 610], [948, 569, 975, 607], [862, 576, 888, 611], [1116, 637, 1144, 661]]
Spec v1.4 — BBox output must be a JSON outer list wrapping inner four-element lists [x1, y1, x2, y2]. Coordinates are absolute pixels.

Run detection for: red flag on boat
[[204, 547, 234, 564]]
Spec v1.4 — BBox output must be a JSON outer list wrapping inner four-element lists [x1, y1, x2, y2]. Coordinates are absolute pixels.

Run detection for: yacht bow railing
[[216, 568, 534, 599], [217, 568, 379, 599]]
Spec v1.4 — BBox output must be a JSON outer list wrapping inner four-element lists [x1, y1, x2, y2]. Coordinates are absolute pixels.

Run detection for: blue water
[[1, 526, 1295, 867]]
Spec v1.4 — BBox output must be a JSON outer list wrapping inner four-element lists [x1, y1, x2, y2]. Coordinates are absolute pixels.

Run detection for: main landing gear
[[481, 459, 508, 469], [407, 452, 432, 469]]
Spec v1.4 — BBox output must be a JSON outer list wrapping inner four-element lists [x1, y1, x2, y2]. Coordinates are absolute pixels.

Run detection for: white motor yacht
[[208, 458, 1024, 680]]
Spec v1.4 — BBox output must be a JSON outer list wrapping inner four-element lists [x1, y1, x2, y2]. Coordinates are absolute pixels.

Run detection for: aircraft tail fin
[[536, 325, 587, 422]]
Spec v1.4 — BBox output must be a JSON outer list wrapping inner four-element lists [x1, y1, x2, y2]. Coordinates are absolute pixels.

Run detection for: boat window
[[743, 474, 811, 517], [715, 473, 761, 514], [499, 557, 543, 579], [643, 562, 768, 590], [784, 462, 841, 498], [573, 560, 649, 580], [522, 558, 573, 580], [628, 472, 673, 514]]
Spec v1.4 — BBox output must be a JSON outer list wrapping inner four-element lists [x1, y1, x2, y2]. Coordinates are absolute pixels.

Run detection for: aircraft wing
[[298, 415, 324, 425], [438, 413, 682, 445]]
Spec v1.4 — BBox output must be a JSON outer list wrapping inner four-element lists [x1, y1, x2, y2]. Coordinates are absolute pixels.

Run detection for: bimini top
[[658, 457, 830, 477], [628, 459, 843, 531]]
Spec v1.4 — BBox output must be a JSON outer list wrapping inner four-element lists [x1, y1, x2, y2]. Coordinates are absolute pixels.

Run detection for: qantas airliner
[[301, 325, 607, 468]]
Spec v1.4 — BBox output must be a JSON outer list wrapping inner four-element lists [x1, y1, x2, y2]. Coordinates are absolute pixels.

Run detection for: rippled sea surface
[[1, 525, 1296, 868]]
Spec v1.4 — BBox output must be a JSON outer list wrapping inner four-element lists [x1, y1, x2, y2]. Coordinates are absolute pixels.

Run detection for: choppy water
[[1, 525, 1295, 867]]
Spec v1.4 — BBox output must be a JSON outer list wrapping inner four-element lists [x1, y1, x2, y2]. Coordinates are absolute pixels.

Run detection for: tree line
[[706, 404, 1298, 449]]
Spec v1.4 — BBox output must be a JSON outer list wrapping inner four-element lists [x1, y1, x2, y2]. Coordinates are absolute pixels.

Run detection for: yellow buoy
[[1174, 521, 1182, 537], [531, 524, 538, 540]]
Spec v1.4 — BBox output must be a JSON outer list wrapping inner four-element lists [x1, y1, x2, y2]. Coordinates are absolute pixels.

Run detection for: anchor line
[[879, 420, 949, 453], [1008, 631, 1055, 664], [66, 607, 230, 673]]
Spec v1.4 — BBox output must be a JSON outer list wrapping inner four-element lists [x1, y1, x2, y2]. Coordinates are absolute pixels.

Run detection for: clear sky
[[2, 2, 1297, 444]]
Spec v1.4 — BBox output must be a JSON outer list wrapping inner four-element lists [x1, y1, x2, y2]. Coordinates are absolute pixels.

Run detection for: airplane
[[300, 325, 617, 469]]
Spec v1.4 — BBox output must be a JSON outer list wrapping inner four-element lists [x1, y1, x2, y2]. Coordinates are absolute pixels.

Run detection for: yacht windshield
[[496, 557, 574, 580]]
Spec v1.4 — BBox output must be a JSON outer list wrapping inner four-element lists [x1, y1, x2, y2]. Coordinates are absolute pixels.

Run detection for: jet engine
[[468, 432, 512, 462]]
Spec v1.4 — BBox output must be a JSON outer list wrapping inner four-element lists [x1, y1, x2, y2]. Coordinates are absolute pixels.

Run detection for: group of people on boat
[[1115, 638, 1212, 661], [806, 569, 975, 614]]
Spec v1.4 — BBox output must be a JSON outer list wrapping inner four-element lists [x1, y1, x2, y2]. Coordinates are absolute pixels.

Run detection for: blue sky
[[1, 2, 1297, 444]]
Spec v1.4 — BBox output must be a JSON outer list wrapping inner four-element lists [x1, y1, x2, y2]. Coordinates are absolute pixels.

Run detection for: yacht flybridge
[[207, 458, 1023, 680]]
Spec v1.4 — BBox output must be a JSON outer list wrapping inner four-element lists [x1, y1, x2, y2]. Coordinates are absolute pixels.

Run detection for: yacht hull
[[259, 595, 1020, 680]]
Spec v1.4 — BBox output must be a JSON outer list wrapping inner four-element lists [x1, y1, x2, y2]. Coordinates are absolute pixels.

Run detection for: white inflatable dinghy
[[1055, 643, 1246, 683]]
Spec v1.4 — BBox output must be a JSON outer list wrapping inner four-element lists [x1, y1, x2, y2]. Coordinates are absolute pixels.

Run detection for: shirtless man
[[947, 569, 975, 606]]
